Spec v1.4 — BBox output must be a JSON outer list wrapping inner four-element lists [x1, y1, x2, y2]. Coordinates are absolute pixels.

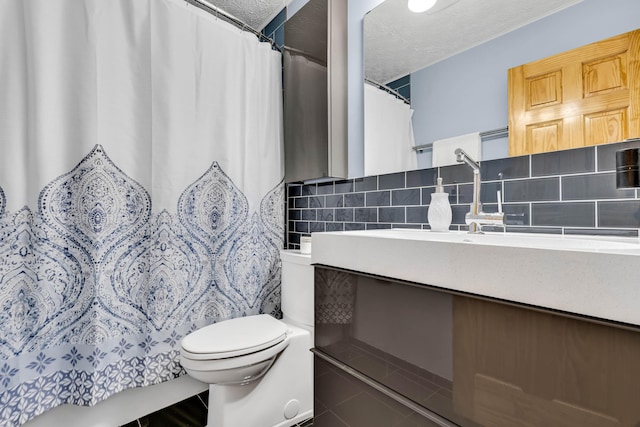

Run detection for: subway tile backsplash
[[286, 141, 640, 248]]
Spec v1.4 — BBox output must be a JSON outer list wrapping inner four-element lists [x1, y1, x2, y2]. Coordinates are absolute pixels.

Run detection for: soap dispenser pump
[[428, 177, 452, 232]]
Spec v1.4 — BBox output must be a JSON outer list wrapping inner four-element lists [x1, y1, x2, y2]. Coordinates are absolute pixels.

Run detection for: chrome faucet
[[454, 148, 505, 233]]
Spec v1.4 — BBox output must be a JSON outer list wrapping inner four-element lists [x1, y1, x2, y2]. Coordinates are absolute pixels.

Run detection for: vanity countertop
[[311, 230, 640, 327]]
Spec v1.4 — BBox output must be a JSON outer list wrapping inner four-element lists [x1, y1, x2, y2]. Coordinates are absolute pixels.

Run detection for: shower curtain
[[0, 0, 284, 425], [364, 82, 417, 176]]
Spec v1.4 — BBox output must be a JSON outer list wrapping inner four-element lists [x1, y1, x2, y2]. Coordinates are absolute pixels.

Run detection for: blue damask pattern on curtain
[[0, 145, 284, 426]]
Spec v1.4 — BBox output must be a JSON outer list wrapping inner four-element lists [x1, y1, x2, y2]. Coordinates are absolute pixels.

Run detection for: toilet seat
[[181, 314, 289, 360], [179, 315, 292, 385]]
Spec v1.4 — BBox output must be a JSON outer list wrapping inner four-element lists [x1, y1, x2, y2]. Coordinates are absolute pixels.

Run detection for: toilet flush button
[[284, 399, 300, 419]]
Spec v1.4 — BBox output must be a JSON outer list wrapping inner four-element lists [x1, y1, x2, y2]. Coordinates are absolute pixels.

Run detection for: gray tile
[[562, 172, 635, 200], [289, 209, 301, 220], [504, 226, 562, 235], [439, 164, 474, 184], [366, 191, 391, 207], [406, 206, 428, 223], [317, 182, 335, 195], [480, 181, 503, 204], [531, 146, 595, 177], [334, 180, 354, 194], [344, 193, 365, 207], [366, 223, 392, 230], [302, 184, 317, 196], [345, 222, 366, 231], [379, 207, 405, 223], [457, 184, 474, 204], [288, 185, 302, 197], [421, 187, 435, 205], [503, 204, 530, 226], [504, 177, 559, 202], [355, 208, 378, 222], [531, 202, 595, 227], [406, 169, 436, 188], [392, 189, 420, 206], [326, 222, 344, 231], [310, 222, 326, 232], [309, 196, 324, 208], [481, 155, 530, 180], [288, 233, 301, 245], [301, 210, 317, 221], [443, 185, 458, 203], [335, 208, 354, 222], [325, 195, 344, 208], [317, 209, 334, 222], [451, 205, 470, 225], [295, 222, 310, 233], [294, 197, 309, 209], [395, 411, 442, 427], [598, 200, 640, 228], [392, 224, 422, 229], [564, 228, 639, 238], [596, 139, 640, 172], [333, 390, 406, 427], [312, 410, 349, 427], [314, 367, 363, 411], [379, 172, 405, 190], [354, 176, 377, 192]]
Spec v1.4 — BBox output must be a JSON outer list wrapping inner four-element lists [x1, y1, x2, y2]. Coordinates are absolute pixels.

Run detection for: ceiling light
[[408, 0, 437, 13]]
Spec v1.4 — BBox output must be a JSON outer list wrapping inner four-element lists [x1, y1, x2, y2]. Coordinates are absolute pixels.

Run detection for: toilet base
[[206, 324, 313, 427]]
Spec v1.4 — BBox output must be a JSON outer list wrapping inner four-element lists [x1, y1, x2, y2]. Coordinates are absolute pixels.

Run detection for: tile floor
[[120, 390, 314, 427]]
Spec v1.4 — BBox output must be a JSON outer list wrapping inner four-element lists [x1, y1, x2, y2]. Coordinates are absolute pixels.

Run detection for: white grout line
[[197, 393, 208, 409]]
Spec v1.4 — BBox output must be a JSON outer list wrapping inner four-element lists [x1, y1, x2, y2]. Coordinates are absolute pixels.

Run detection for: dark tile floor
[[120, 390, 314, 427]]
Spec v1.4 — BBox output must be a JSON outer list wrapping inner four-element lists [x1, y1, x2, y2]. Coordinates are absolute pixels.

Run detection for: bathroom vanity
[[311, 230, 640, 427]]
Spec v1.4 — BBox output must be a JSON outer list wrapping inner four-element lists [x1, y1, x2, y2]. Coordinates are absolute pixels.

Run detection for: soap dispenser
[[428, 177, 452, 232]]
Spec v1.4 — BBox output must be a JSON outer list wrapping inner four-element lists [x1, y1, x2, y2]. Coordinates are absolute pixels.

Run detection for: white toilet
[[180, 250, 314, 427]]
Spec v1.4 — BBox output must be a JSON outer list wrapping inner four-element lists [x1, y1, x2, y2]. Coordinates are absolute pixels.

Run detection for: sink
[[312, 229, 640, 327], [345, 229, 640, 252]]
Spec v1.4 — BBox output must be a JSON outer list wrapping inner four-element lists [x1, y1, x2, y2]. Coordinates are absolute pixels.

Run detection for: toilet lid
[[181, 314, 288, 359]]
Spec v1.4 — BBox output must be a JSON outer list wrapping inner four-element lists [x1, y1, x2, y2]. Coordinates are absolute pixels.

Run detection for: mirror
[[364, 0, 640, 169]]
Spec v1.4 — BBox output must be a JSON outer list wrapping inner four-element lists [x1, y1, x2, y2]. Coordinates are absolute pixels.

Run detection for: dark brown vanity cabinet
[[312, 266, 640, 427]]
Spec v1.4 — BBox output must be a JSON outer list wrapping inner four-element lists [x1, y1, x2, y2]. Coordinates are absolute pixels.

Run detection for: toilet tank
[[280, 250, 313, 328]]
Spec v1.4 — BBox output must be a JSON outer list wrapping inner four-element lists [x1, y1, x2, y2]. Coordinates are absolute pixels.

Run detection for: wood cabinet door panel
[[509, 29, 640, 155]]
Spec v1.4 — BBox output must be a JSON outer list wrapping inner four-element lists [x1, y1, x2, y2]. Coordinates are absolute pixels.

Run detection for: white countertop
[[311, 230, 640, 327]]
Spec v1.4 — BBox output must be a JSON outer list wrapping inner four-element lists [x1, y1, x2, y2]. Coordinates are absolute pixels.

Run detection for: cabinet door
[[508, 29, 640, 156], [453, 297, 640, 426]]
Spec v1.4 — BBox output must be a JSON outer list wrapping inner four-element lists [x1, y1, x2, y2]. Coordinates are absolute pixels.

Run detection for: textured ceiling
[[365, 0, 583, 84], [202, 0, 288, 30]]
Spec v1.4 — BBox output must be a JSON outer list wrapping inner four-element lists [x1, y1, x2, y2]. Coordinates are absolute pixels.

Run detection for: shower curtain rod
[[185, 0, 277, 47], [365, 78, 410, 105]]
